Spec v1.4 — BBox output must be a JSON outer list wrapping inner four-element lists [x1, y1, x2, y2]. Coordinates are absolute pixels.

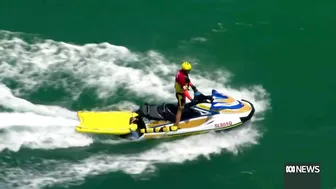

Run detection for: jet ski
[[75, 89, 255, 140]]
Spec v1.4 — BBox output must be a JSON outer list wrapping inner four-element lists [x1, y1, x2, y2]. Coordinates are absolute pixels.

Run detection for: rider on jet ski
[[174, 61, 200, 128]]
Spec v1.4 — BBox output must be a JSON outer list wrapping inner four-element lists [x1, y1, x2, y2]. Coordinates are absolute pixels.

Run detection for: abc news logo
[[285, 165, 320, 174]]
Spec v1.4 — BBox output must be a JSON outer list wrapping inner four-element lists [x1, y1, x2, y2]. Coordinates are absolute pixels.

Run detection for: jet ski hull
[[74, 89, 255, 141], [135, 99, 254, 140]]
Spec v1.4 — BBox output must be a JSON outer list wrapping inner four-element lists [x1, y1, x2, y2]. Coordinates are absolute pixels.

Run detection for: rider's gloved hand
[[194, 91, 201, 96], [191, 85, 198, 92]]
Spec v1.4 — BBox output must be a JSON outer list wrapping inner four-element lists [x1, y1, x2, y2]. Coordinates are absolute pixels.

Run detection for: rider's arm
[[182, 80, 193, 101], [177, 73, 193, 101], [185, 77, 197, 92]]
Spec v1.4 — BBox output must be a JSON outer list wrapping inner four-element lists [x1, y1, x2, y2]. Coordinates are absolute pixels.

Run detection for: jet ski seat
[[137, 103, 165, 120], [136, 102, 203, 122], [164, 103, 202, 121]]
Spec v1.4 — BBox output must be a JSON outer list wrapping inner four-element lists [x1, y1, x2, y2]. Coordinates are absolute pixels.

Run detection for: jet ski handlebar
[[185, 92, 214, 108]]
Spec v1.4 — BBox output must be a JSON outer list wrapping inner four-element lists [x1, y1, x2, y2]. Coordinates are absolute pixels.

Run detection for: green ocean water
[[0, 0, 335, 189]]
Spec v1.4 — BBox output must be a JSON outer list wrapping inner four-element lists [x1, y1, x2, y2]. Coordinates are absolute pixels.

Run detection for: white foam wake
[[0, 30, 270, 113], [0, 30, 271, 189], [0, 84, 92, 152], [0, 84, 76, 119], [3, 126, 261, 189], [0, 112, 78, 129]]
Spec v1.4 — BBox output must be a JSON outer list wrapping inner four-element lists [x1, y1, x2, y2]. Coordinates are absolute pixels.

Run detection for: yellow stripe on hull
[[143, 122, 242, 139], [75, 111, 138, 135], [216, 96, 236, 103], [147, 120, 170, 127], [220, 101, 252, 114], [143, 131, 207, 139], [146, 117, 211, 129], [177, 117, 210, 129]]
